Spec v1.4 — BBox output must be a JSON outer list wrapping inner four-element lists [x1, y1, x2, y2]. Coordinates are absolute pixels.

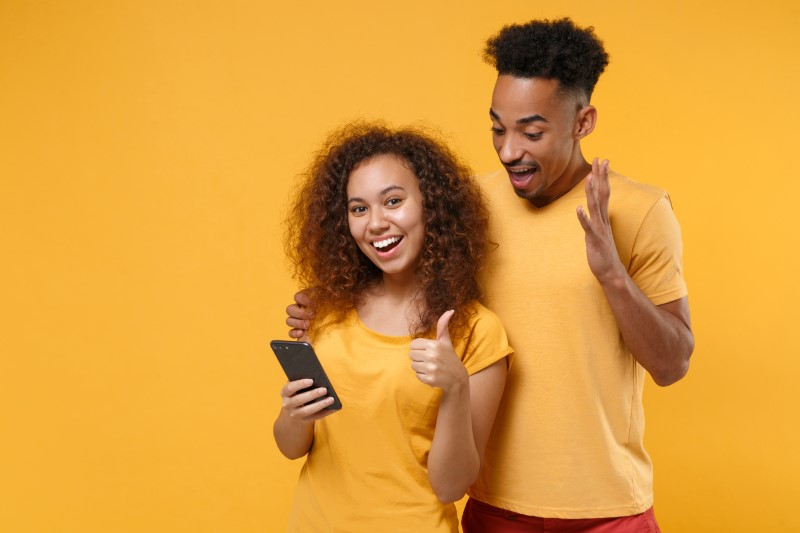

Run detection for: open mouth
[[372, 236, 402, 253], [506, 164, 538, 188]]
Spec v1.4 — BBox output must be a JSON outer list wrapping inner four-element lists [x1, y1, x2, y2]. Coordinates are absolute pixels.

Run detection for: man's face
[[490, 75, 582, 206]]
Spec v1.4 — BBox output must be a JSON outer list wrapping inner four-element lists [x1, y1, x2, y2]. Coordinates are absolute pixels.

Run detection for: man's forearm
[[600, 271, 694, 386]]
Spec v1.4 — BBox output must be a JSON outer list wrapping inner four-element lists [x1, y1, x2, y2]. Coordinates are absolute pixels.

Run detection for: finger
[[306, 402, 337, 421], [288, 328, 305, 339], [598, 159, 611, 223], [576, 205, 592, 234], [410, 360, 435, 382], [295, 289, 316, 311], [281, 379, 314, 397], [409, 338, 436, 351], [297, 396, 335, 418], [591, 157, 609, 198], [286, 316, 310, 330], [583, 179, 597, 220], [411, 360, 436, 375], [286, 304, 314, 322], [436, 310, 455, 345], [408, 349, 427, 362], [291, 387, 329, 407], [414, 372, 433, 385], [582, 177, 601, 229]]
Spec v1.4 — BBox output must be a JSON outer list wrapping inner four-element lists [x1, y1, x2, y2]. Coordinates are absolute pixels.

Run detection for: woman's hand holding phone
[[279, 379, 337, 423], [274, 377, 336, 459]]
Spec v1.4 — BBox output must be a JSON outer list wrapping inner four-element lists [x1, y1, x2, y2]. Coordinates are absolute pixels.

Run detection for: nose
[[497, 133, 524, 164], [368, 208, 389, 233]]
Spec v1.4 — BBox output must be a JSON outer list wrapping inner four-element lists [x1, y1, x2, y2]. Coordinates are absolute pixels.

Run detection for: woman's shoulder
[[458, 301, 510, 347], [454, 301, 513, 371]]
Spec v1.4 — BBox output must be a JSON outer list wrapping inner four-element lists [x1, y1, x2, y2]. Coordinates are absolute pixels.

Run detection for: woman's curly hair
[[285, 121, 491, 339], [484, 18, 609, 102]]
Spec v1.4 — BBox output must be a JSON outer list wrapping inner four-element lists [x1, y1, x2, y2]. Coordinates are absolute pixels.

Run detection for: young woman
[[273, 122, 511, 532]]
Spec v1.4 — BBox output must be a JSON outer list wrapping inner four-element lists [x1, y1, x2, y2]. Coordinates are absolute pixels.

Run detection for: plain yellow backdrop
[[1, 0, 798, 531]]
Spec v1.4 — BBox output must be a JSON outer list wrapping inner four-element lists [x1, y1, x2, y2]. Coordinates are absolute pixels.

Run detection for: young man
[[460, 19, 693, 532], [287, 18, 694, 532]]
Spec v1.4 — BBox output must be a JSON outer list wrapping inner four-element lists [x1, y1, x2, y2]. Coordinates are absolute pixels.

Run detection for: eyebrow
[[347, 185, 405, 204], [490, 108, 549, 125]]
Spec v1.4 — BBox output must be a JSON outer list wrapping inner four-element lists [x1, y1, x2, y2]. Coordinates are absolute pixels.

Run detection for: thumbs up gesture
[[409, 310, 469, 391]]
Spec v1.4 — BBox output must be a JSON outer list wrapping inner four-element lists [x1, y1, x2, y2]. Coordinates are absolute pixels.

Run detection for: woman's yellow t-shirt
[[286, 303, 512, 532]]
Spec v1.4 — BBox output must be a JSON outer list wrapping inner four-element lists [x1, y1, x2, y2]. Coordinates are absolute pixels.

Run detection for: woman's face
[[346, 154, 425, 283]]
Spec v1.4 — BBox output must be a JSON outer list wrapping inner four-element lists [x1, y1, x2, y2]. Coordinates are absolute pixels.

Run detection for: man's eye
[[524, 132, 543, 140], [491, 127, 505, 135]]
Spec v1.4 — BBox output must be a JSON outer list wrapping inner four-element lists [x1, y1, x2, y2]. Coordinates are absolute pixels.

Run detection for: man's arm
[[599, 287, 693, 386], [577, 158, 694, 386]]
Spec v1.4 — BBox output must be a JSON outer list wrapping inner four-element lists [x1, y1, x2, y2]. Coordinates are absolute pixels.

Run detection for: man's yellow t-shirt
[[469, 169, 688, 518]]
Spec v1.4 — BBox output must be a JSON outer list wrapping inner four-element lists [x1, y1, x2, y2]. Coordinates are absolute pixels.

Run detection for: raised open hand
[[576, 158, 625, 284]]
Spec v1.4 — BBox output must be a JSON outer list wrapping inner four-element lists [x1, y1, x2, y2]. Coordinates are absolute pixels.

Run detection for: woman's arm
[[409, 310, 508, 503], [427, 360, 507, 503], [273, 379, 335, 459]]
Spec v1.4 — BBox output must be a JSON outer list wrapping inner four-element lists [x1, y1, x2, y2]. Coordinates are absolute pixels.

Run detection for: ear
[[573, 105, 597, 140]]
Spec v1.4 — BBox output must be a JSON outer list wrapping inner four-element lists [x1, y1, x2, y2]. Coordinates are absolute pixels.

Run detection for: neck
[[356, 273, 423, 336], [530, 149, 592, 208], [378, 272, 421, 306]]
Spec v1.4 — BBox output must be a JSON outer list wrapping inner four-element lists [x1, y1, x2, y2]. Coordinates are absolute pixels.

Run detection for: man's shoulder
[[607, 171, 684, 265], [609, 170, 669, 203], [608, 170, 673, 222], [465, 300, 504, 327]]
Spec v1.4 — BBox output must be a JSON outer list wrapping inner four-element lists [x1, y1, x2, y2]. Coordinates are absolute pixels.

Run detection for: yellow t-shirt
[[287, 303, 512, 532], [469, 169, 688, 518]]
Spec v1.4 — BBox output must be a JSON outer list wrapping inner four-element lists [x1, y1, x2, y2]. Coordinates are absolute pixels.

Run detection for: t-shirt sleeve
[[456, 306, 514, 376], [628, 195, 688, 305]]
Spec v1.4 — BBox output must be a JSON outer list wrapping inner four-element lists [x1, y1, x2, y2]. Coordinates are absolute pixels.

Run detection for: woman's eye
[[350, 205, 366, 214], [386, 197, 402, 207]]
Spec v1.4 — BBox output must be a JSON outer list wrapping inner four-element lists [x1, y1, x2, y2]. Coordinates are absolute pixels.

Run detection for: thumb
[[436, 310, 455, 345]]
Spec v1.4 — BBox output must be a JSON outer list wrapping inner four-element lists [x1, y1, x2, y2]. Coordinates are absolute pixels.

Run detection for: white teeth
[[373, 237, 400, 249]]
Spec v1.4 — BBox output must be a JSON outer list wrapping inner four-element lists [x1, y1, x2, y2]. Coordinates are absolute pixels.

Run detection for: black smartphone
[[270, 340, 342, 410]]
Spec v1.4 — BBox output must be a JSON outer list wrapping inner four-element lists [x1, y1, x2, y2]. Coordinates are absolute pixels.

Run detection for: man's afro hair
[[484, 18, 610, 99]]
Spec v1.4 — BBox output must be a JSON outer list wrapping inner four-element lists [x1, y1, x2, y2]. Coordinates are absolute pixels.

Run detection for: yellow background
[[1, 0, 798, 531]]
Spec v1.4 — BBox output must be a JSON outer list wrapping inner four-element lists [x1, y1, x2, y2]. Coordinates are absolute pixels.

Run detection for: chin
[[513, 185, 543, 202]]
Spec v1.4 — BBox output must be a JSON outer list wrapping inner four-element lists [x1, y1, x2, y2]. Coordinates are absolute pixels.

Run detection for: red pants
[[462, 498, 661, 533]]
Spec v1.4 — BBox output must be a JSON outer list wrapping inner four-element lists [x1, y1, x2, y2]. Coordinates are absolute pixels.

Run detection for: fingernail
[[318, 388, 327, 395]]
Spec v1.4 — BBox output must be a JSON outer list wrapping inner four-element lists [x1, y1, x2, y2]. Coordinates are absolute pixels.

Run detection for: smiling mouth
[[505, 164, 539, 188], [372, 236, 402, 252]]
